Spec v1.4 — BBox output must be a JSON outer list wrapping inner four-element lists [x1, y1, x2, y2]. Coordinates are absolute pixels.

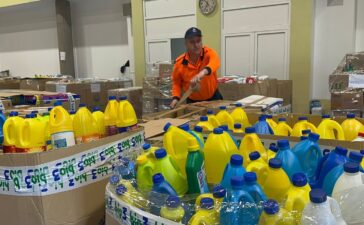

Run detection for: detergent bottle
[[220, 154, 246, 189], [73, 103, 100, 144], [246, 151, 269, 185], [275, 118, 292, 136], [284, 172, 311, 224], [189, 197, 218, 225], [301, 189, 347, 225], [185, 138, 209, 194], [239, 127, 267, 166], [267, 144, 278, 160], [333, 162, 364, 194], [242, 172, 267, 208], [39, 112, 52, 151], [0, 110, 6, 144], [206, 109, 221, 128], [341, 113, 364, 141], [16, 114, 46, 153], [195, 185, 226, 212], [104, 96, 119, 136], [291, 116, 318, 137], [160, 196, 185, 223], [136, 154, 154, 192], [196, 116, 214, 131], [266, 115, 277, 130], [292, 133, 322, 182], [141, 143, 157, 162], [275, 139, 303, 180], [220, 176, 260, 225], [262, 158, 292, 203], [254, 115, 274, 135], [317, 115, 345, 140], [50, 101, 75, 149], [259, 199, 294, 225], [301, 129, 311, 139], [3, 112, 24, 153], [353, 132, 364, 141], [216, 106, 234, 130], [219, 125, 239, 148], [180, 123, 204, 147], [204, 128, 239, 184], [233, 123, 244, 133], [361, 150, 364, 170], [154, 148, 188, 195], [230, 103, 250, 128], [191, 126, 205, 149], [117, 96, 138, 133], [92, 107, 105, 138], [115, 183, 148, 210]]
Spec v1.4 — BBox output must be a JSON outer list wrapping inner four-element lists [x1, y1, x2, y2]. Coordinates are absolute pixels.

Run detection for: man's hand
[[170, 99, 179, 109], [190, 72, 205, 87]]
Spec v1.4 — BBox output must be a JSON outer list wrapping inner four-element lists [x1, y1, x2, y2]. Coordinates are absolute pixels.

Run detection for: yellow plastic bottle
[[160, 196, 185, 223], [141, 143, 157, 162], [115, 182, 148, 210], [136, 154, 154, 192], [230, 103, 250, 128], [196, 116, 214, 131], [206, 110, 221, 128], [267, 144, 278, 160], [216, 106, 234, 130], [275, 118, 293, 136], [259, 199, 294, 225], [246, 151, 269, 185], [16, 114, 46, 153], [73, 103, 100, 144], [188, 198, 218, 225], [239, 127, 267, 167], [3, 111, 24, 153], [92, 107, 105, 138], [195, 185, 226, 212], [49, 101, 75, 149], [39, 112, 52, 151], [341, 113, 364, 141], [104, 96, 119, 136], [117, 96, 138, 133], [69, 110, 76, 122], [233, 123, 244, 133], [317, 115, 345, 140], [291, 116, 318, 137], [204, 128, 239, 184], [266, 115, 278, 131], [361, 150, 364, 169]]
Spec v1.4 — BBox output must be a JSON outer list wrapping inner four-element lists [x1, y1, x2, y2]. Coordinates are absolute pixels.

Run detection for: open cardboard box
[[143, 105, 206, 120], [0, 128, 144, 225]]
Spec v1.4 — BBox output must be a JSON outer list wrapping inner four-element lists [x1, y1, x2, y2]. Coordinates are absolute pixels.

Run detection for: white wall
[[0, 0, 60, 76], [356, 0, 364, 52], [71, 0, 132, 79]]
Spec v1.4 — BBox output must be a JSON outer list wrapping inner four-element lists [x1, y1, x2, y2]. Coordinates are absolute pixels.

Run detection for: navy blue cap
[[154, 149, 167, 159], [231, 176, 244, 187], [69, 110, 76, 115], [219, 125, 228, 131], [109, 175, 120, 185], [31, 110, 38, 114], [163, 122, 172, 132], [179, 123, 190, 131], [249, 151, 261, 161], [335, 146, 348, 156], [194, 126, 203, 133], [200, 197, 214, 210], [235, 103, 242, 107], [119, 96, 127, 101], [344, 162, 360, 173], [25, 114, 34, 118], [115, 184, 127, 195], [119, 127, 127, 133], [302, 130, 311, 135], [310, 189, 327, 203], [230, 154, 243, 166], [185, 27, 202, 39], [93, 107, 101, 112], [278, 118, 286, 122], [347, 113, 355, 118], [323, 149, 331, 155], [300, 136, 308, 141], [142, 143, 151, 151], [322, 114, 331, 119], [308, 133, 320, 142], [349, 151, 363, 163], [277, 139, 290, 149], [212, 185, 226, 199], [269, 145, 278, 153], [207, 110, 214, 115], [292, 172, 308, 187], [166, 196, 180, 208], [9, 111, 18, 117], [234, 123, 242, 129], [213, 128, 223, 134], [200, 116, 208, 122], [152, 173, 164, 184], [266, 115, 273, 119], [299, 116, 308, 121], [244, 172, 257, 182], [361, 150, 364, 155], [79, 103, 86, 108], [269, 158, 282, 169], [73, 94, 80, 98], [259, 115, 266, 121], [263, 200, 279, 215], [47, 107, 53, 111], [219, 106, 226, 110], [245, 127, 255, 134], [108, 96, 116, 100], [54, 101, 62, 106]]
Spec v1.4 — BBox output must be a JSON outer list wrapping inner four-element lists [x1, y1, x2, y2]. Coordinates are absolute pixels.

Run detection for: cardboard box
[[108, 87, 143, 118], [20, 78, 64, 91], [0, 78, 20, 89], [0, 128, 144, 225], [331, 91, 364, 111], [143, 105, 206, 120]]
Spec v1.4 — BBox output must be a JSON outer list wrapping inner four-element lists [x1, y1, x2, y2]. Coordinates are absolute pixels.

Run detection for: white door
[[147, 40, 171, 63]]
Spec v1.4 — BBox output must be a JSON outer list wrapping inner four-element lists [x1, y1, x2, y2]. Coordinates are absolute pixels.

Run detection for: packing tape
[[0, 131, 144, 196]]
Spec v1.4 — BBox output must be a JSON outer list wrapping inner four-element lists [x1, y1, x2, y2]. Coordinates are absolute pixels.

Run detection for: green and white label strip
[[0, 131, 144, 196]]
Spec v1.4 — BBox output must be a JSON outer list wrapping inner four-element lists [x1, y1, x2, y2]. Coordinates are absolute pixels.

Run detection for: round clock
[[199, 0, 217, 15]]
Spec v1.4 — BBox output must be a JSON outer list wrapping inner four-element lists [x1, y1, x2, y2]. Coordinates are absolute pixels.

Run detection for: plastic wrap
[[143, 76, 172, 114]]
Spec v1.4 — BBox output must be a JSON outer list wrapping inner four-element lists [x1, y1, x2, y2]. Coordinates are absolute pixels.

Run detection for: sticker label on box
[[56, 84, 67, 93], [91, 83, 101, 93]]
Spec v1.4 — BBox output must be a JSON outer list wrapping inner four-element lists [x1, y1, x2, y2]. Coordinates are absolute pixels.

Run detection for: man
[[170, 27, 223, 108]]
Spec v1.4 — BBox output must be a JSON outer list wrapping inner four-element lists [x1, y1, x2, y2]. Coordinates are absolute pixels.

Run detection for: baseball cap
[[185, 27, 202, 39]]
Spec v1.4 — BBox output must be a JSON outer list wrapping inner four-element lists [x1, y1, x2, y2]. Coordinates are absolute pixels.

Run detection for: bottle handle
[[20, 121, 31, 148], [306, 122, 318, 133], [331, 122, 345, 140]]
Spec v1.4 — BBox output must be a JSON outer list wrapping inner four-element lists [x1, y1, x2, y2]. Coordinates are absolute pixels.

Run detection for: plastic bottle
[[185, 138, 209, 194], [39, 112, 52, 151], [115, 182, 148, 210], [3, 112, 24, 153], [104, 96, 119, 136], [117, 96, 138, 133], [73, 103, 100, 144], [341, 113, 364, 141], [154, 149, 188, 195], [206, 109, 221, 128], [352, 132, 364, 142], [291, 116, 318, 137], [220, 176, 260, 225], [361, 150, 364, 170], [189, 197, 218, 225], [230, 103, 250, 128], [348, 151, 364, 172], [275, 139, 303, 180], [242, 172, 267, 208], [191, 126, 205, 149], [195, 184, 226, 213], [141, 143, 157, 162], [220, 154, 246, 189], [318, 114, 345, 140], [254, 115, 274, 135], [275, 118, 292, 136], [92, 107, 106, 138], [267, 144, 278, 160], [160, 196, 185, 223], [16, 114, 46, 153], [301, 129, 311, 139], [69, 110, 76, 122], [301, 189, 347, 225], [204, 128, 239, 184], [233, 123, 244, 133], [333, 162, 364, 195], [0, 110, 6, 144], [292, 133, 322, 182], [262, 158, 291, 203], [49, 101, 75, 149], [219, 125, 239, 148], [259, 199, 294, 225], [196, 116, 214, 132], [284, 172, 311, 224], [266, 115, 277, 130], [246, 151, 269, 185], [136, 154, 154, 192], [239, 127, 267, 166], [216, 106, 234, 130]]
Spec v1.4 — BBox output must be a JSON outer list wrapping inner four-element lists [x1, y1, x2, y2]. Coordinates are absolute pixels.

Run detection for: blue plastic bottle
[[220, 154, 246, 189], [0, 110, 6, 144], [292, 133, 322, 182], [219, 125, 239, 148], [220, 176, 260, 225], [275, 139, 303, 180], [254, 115, 274, 135], [242, 172, 267, 213], [348, 151, 364, 172], [179, 123, 204, 150]]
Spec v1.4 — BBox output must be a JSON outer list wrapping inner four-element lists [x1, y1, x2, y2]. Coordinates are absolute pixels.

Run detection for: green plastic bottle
[[185, 138, 209, 194]]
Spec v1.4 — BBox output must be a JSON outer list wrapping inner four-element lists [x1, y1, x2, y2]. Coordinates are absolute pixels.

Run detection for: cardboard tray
[[143, 105, 206, 120]]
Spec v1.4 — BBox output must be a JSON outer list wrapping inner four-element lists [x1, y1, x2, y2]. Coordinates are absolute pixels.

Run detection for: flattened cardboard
[[140, 118, 190, 139]]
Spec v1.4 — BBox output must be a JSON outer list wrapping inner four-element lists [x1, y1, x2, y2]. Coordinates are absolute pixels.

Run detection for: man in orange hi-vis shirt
[[170, 27, 223, 108]]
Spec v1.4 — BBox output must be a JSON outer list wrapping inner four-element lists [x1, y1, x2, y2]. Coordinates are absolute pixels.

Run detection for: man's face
[[185, 36, 203, 55]]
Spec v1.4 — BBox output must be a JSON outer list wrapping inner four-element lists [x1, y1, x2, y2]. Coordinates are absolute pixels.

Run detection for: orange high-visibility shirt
[[172, 46, 220, 101]]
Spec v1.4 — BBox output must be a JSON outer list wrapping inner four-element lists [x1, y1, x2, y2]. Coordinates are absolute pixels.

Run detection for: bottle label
[[76, 134, 100, 144], [197, 163, 209, 193], [3, 145, 16, 153], [52, 132, 76, 149]]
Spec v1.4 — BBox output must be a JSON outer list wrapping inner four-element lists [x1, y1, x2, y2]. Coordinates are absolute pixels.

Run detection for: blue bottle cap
[[25, 114, 33, 118], [300, 136, 308, 141], [322, 114, 330, 119], [344, 162, 360, 173], [259, 115, 266, 121], [154, 149, 167, 159], [119, 127, 127, 133], [194, 126, 203, 133], [266, 115, 273, 119], [200, 116, 208, 122], [115, 184, 127, 195], [69, 110, 76, 115], [47, 107, 53, 112], [212, 185, 226, 199], [302, 129, 311, 135], [349, 151, 363, 163], [308, 133, 320, 142], [9, 111, 18, 117], [234, 123, 242, 129], [245, 127, 255, 134], [166, 196, 180, 208], [335, 146, 348, 156], [292, 172, 308, 187], [361, 150, 364, 155], [109, 175, 120, 185], [152, 173, 164, 184], [278, 118, 286, 122], [31, 110, 38, 114], [269, 158, 282, 169], [235, 103, 242, 107], [108, 96, 116, 100], [277, 139, 290, 149], [93, 107, 101, 112], [269, 145, 278, 153], [299, 116, 308, 121], [347, 113, 355, 118], [54, 101, 62, 106], [244, 172, 257, 182], [230, 176, 244, 187], [263, 199, 279, 215], [142, 143, 151, 151], [179, 123, 189, 131], [323, 149, 331, 155], [230, 154, 243, 166], [310, 189, 327, 204], [73, 94, 80, 99], [163, 122, 172, 132], [213, 128, 223, 134], [249, 151, 261, 161], [207, 110, 214, 115], [219, 106, 226, 110], [219, 125, 228, 131], [119, 96, 127, 101], [200, 197, 214, 210], [79, 103, 86, 108]]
